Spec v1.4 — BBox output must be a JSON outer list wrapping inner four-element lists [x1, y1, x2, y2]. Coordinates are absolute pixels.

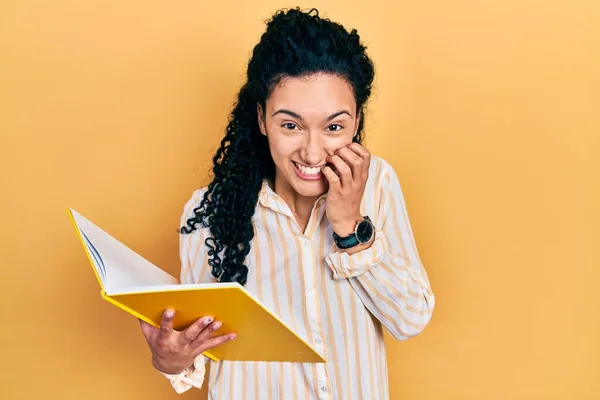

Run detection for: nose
[[302, 131, 327, 166]]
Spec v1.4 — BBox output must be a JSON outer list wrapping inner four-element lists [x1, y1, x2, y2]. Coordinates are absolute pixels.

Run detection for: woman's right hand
[[139, 309, 236, 374]]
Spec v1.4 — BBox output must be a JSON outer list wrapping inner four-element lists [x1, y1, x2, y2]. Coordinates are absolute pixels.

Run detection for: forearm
[[326, 231, 435, 339]]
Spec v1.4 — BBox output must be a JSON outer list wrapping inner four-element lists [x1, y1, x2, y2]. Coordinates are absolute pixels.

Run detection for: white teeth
[[295, 162, 322, 175]]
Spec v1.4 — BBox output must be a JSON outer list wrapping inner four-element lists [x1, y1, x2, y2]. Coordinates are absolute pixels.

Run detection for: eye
[[327, 124, 343, 132], [282, 123, 298, 130]]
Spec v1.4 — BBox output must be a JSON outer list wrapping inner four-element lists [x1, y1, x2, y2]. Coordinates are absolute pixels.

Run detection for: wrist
[[332, 214, 376, 253], [339, 237, 374, 255], [153, 359, 192, 375], [161, 356, 207, 393], [331, 213, 362, 236]]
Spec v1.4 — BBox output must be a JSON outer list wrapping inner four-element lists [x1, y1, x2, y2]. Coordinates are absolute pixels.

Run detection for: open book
[[67, 208, 325, 363]]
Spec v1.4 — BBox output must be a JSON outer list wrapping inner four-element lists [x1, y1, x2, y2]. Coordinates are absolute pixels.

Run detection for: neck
[[270, 175, 318, 217]]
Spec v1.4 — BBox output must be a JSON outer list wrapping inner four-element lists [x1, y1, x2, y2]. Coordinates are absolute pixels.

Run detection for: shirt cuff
[[326, 231, 388, 279], [161, 354, 207, 394]]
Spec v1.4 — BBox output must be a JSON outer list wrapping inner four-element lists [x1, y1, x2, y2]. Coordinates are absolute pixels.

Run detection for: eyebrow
[[271, 109, 352, 121]]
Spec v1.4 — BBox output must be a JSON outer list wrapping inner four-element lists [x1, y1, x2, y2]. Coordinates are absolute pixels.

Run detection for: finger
[[347, 142, 371, 179], [139, 319, 156, 341], [194, 332, 237, 355], [189, 320, 223, 348], [158, 309, 175, 339], [180, 316, 214, 345], [348, 142, 371, 161], [336, 146, 364, 182], [327, 154, 352, 188], [322, 166, 340, 190]]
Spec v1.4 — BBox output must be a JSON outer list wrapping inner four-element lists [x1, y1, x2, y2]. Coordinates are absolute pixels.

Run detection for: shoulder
[[179, 186, 210, 229], [368, 155, 399, 184], [365, 155, 405, 206]]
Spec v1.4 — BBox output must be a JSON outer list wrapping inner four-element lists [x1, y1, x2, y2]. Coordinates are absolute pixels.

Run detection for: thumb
[[139, 319, 156, 341]]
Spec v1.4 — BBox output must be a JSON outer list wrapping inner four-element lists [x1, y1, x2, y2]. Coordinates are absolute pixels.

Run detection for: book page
[[107, 282, 240, 296], [70, 209, 178, 291], [80, 229, 106, 282]]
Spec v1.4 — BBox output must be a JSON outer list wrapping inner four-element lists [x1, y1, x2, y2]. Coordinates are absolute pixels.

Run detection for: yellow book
[[67, 208, 325, 364]]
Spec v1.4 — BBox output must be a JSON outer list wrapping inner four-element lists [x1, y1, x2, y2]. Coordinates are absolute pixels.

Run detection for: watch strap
[[332, 216, 373, 249], [332, 230, 361, 249]]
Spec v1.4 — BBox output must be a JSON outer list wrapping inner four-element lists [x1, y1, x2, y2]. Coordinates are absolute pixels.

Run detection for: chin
[[297, 184, 327, 198], [290, 176, 328, 197]]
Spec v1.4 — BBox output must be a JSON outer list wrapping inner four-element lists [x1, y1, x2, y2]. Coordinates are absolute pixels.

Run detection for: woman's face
[[257, 73, 360, 198]]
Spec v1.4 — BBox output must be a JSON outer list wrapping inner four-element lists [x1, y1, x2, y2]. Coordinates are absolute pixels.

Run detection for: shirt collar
[[258, 179, 292, 217], [258, 178, 327, 217]]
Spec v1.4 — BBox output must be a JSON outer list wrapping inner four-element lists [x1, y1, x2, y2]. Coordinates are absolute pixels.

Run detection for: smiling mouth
[[292, 161, 325, 178]]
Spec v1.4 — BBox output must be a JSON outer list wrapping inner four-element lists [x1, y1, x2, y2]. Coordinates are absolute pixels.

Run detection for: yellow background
[[1, 1, 598, 399]]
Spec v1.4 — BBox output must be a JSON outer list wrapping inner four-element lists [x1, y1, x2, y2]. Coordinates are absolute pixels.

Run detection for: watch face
[[356, 219, 374, 244]]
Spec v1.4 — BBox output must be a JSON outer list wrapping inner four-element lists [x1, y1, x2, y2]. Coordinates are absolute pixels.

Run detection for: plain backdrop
[[1, 1, 599, 399]]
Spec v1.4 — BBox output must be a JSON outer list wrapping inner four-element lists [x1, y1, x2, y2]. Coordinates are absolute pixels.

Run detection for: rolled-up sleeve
[[161, 189, 210, 393], [326, 162, 435, 340]]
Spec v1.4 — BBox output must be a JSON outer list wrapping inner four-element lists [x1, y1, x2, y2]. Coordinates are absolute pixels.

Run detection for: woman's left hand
[[322, 142, 371, 236]]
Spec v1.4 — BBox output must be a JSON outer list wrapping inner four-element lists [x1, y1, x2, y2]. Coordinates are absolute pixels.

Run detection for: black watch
[[332, 216, 375, 249]]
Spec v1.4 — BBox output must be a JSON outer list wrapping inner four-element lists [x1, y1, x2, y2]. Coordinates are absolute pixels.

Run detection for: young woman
[[140, 7, 435, 399]]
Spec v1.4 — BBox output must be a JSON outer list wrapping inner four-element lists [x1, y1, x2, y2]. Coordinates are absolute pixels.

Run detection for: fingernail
[[212, 321, 222, 330], [229, 335, 237, 340], [205, 317, 214, 325], [165, 309, 174, 318]]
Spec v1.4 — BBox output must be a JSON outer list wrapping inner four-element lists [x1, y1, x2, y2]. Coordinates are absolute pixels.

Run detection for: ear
[[353, 107, 362, 137], [257, 104, 267, 136]]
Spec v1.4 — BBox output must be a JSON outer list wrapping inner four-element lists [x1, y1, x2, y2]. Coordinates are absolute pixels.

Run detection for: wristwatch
[[332, 216, 375, 249]]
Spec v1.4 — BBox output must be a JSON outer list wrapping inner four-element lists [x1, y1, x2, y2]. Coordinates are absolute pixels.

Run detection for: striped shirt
[[171, 156, 435, 399]]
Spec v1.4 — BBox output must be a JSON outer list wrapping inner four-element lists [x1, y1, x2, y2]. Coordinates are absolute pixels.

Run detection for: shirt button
[[303, 240, 310, 248], [315, 338, 322, 344], [307, 289, 315, 296], [320, 386, 328, 392]]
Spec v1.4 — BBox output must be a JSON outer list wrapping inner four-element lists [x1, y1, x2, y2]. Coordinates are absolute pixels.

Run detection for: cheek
[[267, 134, 300, 160], [324, 136, 353, 154]]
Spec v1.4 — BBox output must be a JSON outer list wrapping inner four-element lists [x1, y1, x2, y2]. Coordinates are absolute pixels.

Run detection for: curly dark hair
[[179, 7, 375, 285]]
